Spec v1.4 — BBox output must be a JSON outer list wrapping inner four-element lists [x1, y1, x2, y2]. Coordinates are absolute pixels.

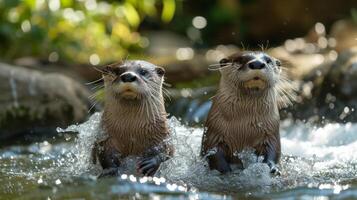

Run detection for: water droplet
[[55, 179, 61, 185], [192, 16, 207, 29]]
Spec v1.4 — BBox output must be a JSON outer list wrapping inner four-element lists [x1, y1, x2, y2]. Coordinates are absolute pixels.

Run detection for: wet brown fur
[[93, 60, 173, 176], [101, 96, 169, 156], [201, 51, 283, 173]]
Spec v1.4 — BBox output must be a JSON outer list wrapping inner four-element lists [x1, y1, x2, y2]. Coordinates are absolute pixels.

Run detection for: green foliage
[[0, 0, 176, 64]]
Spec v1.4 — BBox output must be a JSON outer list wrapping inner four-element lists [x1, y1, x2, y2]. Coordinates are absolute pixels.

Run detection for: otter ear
[[103, 65, 110, 73], [275, 59, 282, 67], [156, 67, 165, 77], [101, 65, 113, 75]]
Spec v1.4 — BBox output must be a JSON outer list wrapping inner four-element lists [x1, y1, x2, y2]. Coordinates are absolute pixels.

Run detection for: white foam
[[62, 112, 357, 193]]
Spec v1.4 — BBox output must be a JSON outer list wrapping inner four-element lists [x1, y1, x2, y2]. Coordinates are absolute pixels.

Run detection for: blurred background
[[1, 0, 357, 143]]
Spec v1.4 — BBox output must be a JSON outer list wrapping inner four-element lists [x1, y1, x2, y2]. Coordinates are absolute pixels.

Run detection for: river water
[[1, 112, 356, 199]]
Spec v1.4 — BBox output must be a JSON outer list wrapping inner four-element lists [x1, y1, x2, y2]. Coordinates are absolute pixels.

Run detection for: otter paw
[[267, 161, 281, 176], [216, 161, 232, 174], [98, 168, 119, 178], [137, 157, 160, 176]]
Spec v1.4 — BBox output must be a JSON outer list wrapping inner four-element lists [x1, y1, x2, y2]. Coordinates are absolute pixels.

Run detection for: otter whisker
[[208, 63, 233, 71], [162, 90, 172, 101], [147, 82, 171, 101], [91, 84, 105, 91], [240, 42, 246, 51], [85, 77, 104, 85], [275, 77, 297, 108], [92, 66, 111, 76], [88, 100, 98, 113], [209, 63, 228, 67], [146, 90, 164, 109], [89, 93, 99, 100], [258, 41, 269, 52], [163, 82, 172, 87], [150, 94, 165, 109]]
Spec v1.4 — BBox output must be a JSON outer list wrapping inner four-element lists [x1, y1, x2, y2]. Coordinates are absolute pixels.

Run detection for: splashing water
[[1, 112, 357, 199]]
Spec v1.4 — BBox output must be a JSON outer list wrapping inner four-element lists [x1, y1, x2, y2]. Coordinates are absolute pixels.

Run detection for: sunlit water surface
[[1, 112, 357, 199]]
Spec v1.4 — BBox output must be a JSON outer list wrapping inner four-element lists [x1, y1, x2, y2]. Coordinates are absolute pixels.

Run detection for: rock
[[14, 57, 102, 84], [290, 47, 357, 122], [0, 63, 92, 140], [318, 47, 357, 101]]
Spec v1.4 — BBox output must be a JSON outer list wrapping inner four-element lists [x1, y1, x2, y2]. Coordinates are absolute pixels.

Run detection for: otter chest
[[104, 120, 167, 156], [223, 115, 279, 153]]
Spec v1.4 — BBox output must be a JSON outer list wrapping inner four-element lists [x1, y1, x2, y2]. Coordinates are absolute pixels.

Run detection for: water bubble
[[344, 107, 350, 113], [85, 0, 97, 10], [176, 48, 194, 60], [317, 37, 328, 49], [192, 16, 207, 29], [139, 177, 148, 183], [129, 175, 137, 182], [49, 0, 60, 11], [37, 177, 43, 184], [48, 52, 59, 62], [205, 49, 225, 62], [21, 20, 31, 33], [55, 179, 61, 185], [121, 174, 128, 180], [89, 54, 100, 65], [328, 50, 338, 61], [328, 38, 337, 48], [8, 9, 19, 23], [139, 37, 150, 48], [284, 39, 296, 52], [315, 22, 325, 35]]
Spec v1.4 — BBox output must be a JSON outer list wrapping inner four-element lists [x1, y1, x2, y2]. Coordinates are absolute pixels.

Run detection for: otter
[[92, 60, 173, 177], [201, 51, 293, 174]]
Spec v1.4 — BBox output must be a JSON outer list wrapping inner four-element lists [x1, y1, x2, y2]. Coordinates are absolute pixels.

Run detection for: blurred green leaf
[[60, 0, 73, 7], [123, 3, 140, 28], [162, 0, 175, 23], [0, 0, 177, 64]]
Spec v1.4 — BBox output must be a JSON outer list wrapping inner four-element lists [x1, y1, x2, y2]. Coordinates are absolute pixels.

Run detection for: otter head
[[219, 51, 281, 95], [102, 60, 165, 102]]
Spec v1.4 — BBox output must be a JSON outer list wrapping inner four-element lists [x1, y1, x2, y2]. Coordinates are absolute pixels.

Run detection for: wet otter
[[92, 60, 173, 177], [201, 51, 293, 174]]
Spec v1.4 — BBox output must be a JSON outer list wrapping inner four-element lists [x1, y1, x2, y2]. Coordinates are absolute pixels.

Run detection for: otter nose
[[120, 73, 137, 82], [248, 60, 266, 70]]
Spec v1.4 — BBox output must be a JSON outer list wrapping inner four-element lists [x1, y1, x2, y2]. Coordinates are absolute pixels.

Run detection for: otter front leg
[[137, 143, 173, 176], [92, 139, 122, 177], [207, 143, 232, 174], [261, 135, 281, 175]]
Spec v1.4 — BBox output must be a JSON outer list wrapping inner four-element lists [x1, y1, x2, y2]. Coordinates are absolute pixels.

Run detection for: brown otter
[[201, 51, 293, 174], [92, 60, 173, 177]]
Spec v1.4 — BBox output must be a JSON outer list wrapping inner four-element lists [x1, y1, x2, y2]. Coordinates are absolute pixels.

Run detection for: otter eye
[[139, 69, 148, 76], [264, 56, 272, 64], [156, 67, 165, 77], [219, 58, 229, 66]]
